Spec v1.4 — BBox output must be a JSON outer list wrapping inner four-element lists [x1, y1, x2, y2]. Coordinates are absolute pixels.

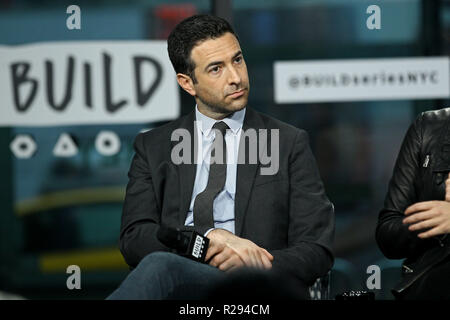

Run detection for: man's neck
[[196, 104, 234, 120]]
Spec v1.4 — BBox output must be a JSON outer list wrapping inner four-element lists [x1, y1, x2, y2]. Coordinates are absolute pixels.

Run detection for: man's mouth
[[227, 89, 246, 98]]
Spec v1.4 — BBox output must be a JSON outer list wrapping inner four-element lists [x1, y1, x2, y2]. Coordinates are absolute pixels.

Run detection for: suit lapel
[[234, 107, 266, 236], [173, 110, 198, 226]]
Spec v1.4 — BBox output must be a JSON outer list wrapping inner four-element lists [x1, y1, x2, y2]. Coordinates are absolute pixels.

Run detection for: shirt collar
[[195, 105, 246, 137]]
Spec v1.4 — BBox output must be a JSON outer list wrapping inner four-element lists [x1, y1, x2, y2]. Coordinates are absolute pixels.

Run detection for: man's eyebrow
[[232, 50, 243, 59], [204, 50, 243, 71]]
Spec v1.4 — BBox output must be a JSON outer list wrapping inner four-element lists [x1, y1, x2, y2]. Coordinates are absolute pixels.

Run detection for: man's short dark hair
[[167, 14, 238, 83]]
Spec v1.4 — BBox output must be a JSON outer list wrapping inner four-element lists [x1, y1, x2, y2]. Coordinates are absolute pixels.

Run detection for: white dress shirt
[[184, 105, 246, 235]]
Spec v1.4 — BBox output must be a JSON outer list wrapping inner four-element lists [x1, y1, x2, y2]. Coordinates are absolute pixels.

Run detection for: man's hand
[[403, 173, 450, 238], [205, 229, 273, 272]]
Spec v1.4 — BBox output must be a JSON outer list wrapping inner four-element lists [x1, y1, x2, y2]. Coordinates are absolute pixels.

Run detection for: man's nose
[[227, 66, 241, 86]]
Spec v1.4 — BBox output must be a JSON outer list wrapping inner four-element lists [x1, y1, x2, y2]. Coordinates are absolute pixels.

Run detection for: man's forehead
[[190, 33, 241, 65]]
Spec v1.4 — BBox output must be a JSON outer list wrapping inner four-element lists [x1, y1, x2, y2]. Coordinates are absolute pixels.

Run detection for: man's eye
[[210, 66, 220, 73], [235, 56, 243, 63]]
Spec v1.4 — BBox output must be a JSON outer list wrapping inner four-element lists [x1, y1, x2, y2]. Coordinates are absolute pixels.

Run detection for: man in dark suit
[[107, 14, 334, 300]]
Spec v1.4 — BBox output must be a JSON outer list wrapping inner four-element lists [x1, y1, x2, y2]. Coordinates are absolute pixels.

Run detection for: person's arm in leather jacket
[[376, 113, 429, 259]]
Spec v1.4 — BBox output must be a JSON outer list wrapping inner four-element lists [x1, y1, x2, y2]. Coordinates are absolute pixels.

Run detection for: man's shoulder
[[138, 111, 193, 144], [250, 107, 306, 138]]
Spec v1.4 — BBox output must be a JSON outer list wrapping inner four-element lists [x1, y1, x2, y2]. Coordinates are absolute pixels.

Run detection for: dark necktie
[[193, 121, 229, 232]]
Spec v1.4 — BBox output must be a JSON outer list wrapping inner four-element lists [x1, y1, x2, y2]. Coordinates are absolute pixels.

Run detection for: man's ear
[[176, 73, 196, 96]]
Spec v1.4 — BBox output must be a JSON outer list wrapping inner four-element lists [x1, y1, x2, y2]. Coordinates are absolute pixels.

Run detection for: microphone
[[157, 226, 209, 263]]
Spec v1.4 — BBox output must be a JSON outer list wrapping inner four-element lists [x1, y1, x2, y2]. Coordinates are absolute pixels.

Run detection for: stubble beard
[[196, 90, 248, 118]]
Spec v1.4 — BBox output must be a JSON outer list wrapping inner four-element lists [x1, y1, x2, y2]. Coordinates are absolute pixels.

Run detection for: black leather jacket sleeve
[[376, 113, 429, 259]]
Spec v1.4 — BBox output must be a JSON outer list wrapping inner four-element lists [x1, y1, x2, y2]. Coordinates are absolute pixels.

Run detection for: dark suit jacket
[[120, 106, 335, 287]]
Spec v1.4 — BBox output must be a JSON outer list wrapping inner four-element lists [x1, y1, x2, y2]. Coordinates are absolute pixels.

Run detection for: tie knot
[[212, 121, 229, 136]]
